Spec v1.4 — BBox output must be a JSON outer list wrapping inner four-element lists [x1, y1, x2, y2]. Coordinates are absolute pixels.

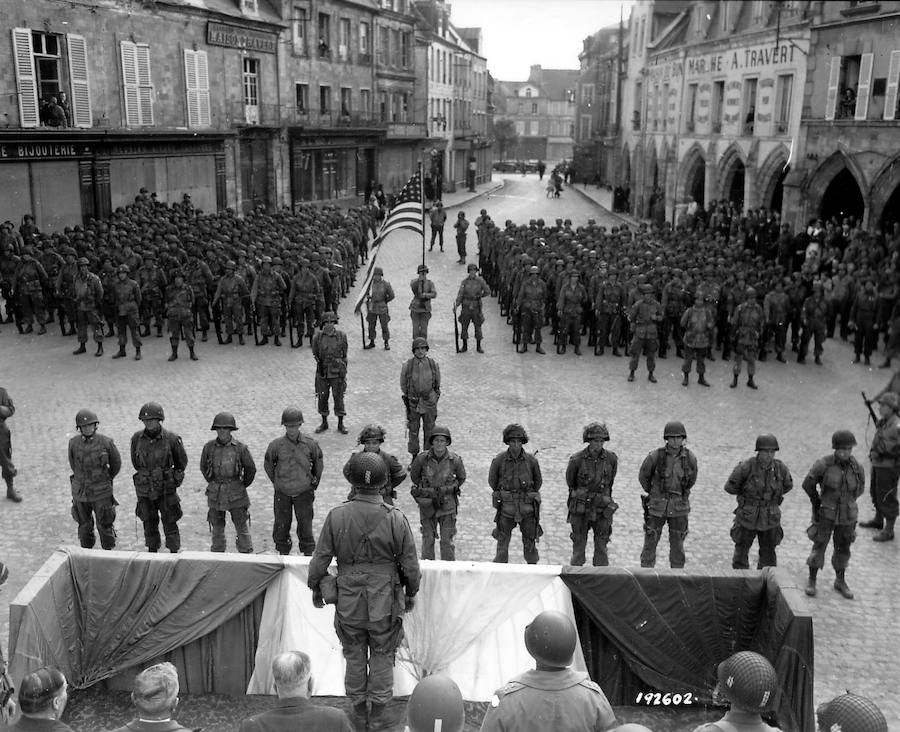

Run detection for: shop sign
[[0, 141, 92, 160], [207, 22, 277, 54]]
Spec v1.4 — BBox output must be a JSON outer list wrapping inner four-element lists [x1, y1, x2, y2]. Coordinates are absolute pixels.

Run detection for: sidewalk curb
[[568, 183, 643, 228], [440, 180, 506, 210]]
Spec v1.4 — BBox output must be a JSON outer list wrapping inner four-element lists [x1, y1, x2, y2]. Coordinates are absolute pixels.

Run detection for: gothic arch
[[717, 142, 746, 186], [757, 145, 790, 213], [869, 154, 900, 228], [644, 142, 658, 189], [678, 143, 707, 205], [804, 151, 868, 207]]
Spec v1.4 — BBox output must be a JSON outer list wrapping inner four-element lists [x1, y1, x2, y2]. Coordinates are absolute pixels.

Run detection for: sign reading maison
[[207, 22, 277, 54]]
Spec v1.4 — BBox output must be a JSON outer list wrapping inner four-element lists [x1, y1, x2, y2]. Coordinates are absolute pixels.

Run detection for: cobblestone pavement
[[1, 173, 897, 727]]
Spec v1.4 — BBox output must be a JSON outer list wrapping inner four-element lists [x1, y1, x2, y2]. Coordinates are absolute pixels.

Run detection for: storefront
[[289, 130, 380, 205]]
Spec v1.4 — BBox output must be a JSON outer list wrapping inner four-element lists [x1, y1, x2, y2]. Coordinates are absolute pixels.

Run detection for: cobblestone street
[[1, 174, 896, 726]]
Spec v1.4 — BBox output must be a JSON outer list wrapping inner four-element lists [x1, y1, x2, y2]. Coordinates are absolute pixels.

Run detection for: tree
[[493, 118, 519, 161]]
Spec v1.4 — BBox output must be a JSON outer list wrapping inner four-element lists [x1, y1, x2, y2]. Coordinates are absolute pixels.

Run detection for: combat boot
[[223, 335, 233, 344], [368, 703, 392, 731], [238, 333, 245, 345], [364, 339, 375, 349], [36, 323, 46, 335], [95, 342, 104, 357], [612, 347, 622, 357], [814, 355, 822, 365], [5, 479, 22, 503], [168, 345, 179, 361], [112, 345, 126, 359], [156, 324, 163, 337], [833, 570, 853, 599], [682, 372, 689, 387], [274, 335, 281, 346], [574, 345, 582, 355], [337, 416, 348, 435], [776, 353, 786, 363], [461, 339, 468, 352], [535, 345, 545, 354], [73, 342, 87, 355], [805, 567, 817, 597], [879, 358, 892, 368], [648, 371, 657, 383], [698, 374, 711, 387], [134, 346, 141, 361], [189, 346, 199, 361], [747, 376, 758, 389], [477, 339, 484, 353], [859, 513, 884, 529], [384, 340, 390, 350], [627, 370, 635, 382], [518, 343, 528, 353], [315, 416, 329, 433], [349, 701, 368, 732], [730, 373, 738, 388], [201, 329, 208, 342], [873, 517, 895, 542]]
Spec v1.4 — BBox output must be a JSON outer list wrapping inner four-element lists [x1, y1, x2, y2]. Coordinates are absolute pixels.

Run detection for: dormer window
[[241, 0, 258, 14], [525, 88, 532, 97]]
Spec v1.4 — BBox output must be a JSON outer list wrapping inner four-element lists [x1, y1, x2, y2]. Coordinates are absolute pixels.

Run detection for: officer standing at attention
[[72, 257, 105, 357], [859, 392, 900, 542], [516, 266, 547, 354], [364, 267, 394, 350], [69, 409, 122, 549], [691, 652, 782, 732], [200, 412, 256, 553], [479, 610, 617, 732], [731, 287, 764, 389], [312, 312, 349, 434], [489, 424, 543, 564], [802, 430, 864, 599], [724, 434, 793, 569], [453, 211, 470, 265], [454, 264, 490, 353], [566, 422, 618, 566], [264, 407, 323, 556], [308, 452, 420, 732], [428, 201, 446, 252], [409, 425, 466, 560], [111, 264, 143, 361], [343, 424, 407, 504], [401, 337, 441, 463], [166, 270, 198, 362], [0, 386, 20, 502], [130, 402, 188, 553], [409, 265, 436, 339], [627, 283, 662, 383], [638, 421, 698, 568]]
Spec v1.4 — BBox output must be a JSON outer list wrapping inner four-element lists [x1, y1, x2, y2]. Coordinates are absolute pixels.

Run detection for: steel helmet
[[406, 674, 465, 732], [321, 311, 338, 323], [358, 423, 386, 443], [77, 257, 90, 266], [877, 392, 900, 412], [75, 409, 99, 428], [429, 425, 452, 445], [831, 430, 857, 449], [502, 423, 529, 444], [138, 402, 165, 422], [524, 610, 577, 668], [117, 264, 130, 274], [210, 412, 238, 430], [663, 421, 687, 439], [412, 337, 429, 351], [281, 407, 303, 426], [347, 451, 387, 488], [754, 434, 779, 451], [582, 422, 610, 442], [716, 652, 778, 712], [0, 405, 12, 420], [816, 693, 888, 732]]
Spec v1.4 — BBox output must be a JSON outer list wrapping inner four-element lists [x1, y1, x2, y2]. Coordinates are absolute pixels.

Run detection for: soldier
[[406, 675, 465, 732], [212, 260, 250, 345], [10, 248, 49, 334], [343, 424, 407, 504], [453, 211, 469, 265], [71, 257, 104, 356], [165, 271, 198, 361], [816, 693, 888, 732], [137, 251, 167, 338], [798, 281, 827, 364], [849, 278, 878, 365], [489, 424, 543, 564], [516, 266, 547, 354], [556, 270, 588, 355], [0, 386, 20, 502], [428, 201, 446, 252], [802, 430, 864, 599], [455, 263, 490, 353], [724, 434, 793, 569], [307, 452, 420, 732], [110, 264, 143, 360], [627, 283, 662, 383], [638, 421, 698, 568], [68, 409, 122, 550], [566, 422, 618, 566], [479, 610, 617, 732], [312, 311, 349, 434], [731, 286, 764, 389], [185, 252, 214, 343], [364, 266, 394, 350], [252, 255, 287, 346], [401, 337, 441, 462], [859, 392, 900, 541], [409, 425, 466, 560], [592, 269, 625, 356], [55, 248, 78, 336], [691, 652, 780, 732], [761, 277, 789, 363], [288, 258, 324, 348], [200, 412, 256, 553], [409, 264, 436, 339], [264, 407, 323, 556], [659, 274, 686, 359], [130, 402, 189, 553], [680, 292, 715, 387]]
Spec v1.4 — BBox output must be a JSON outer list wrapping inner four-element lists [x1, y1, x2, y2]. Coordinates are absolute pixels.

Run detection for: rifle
[[211, 299, 224, 344], [402, 395, 412, 441], [862, 391, 877, 422], [253, 303, 263, 345], [641, 494, 650, 524], [289, 305, 301, 348], [453, 304, 460, 353], [0, 563, 13, 723], [359, 310, 367, 349]]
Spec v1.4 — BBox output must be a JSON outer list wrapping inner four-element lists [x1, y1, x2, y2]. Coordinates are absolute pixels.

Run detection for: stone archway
[[717, 143, 746, 209], [642, 143, 658, 217], [679, 144, 706, 207], [757, 145, 790, 215], [805, 151, 867, 225], [869, 155, 900, 232], [620, 143, 631, 187]]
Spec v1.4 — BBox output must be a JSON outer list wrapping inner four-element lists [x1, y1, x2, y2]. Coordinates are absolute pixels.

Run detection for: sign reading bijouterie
[[207, 22, 277, 53], [0, 142, 92, 160]]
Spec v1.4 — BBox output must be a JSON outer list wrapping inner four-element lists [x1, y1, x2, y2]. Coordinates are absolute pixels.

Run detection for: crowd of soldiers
[[0, 192, 375, 360]]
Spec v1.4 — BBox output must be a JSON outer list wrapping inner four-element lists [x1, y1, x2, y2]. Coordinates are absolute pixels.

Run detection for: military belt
[[339, 562, 396, 575]]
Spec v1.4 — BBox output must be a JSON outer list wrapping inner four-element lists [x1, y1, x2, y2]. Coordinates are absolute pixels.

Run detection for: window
[[359, 22, 370, 56], [531, 103, 538, 114], [743, 77, 758, 134], [379, 90, 388, 121], [517, 102, 523, 113], [293, 7, 307, 55], [31, 31, 61, 105], [360, 88, 371, 116], [401, 92, 409, 121], [662, 82, 669, 129], [295, 82, 308, 112], [318, 13, 330, 57], [390, 29, 400, 66], [525, 87, 532, 97], [581, 83, 594, 106], [183, 49, 210, 128], [338, 18, 350, 60], [378, 26, 389, 65], [121, 40, 154, 126], [686, 82, 697, 130], [319, 84, 331, 114], [241, 0, 258, 13], [633, 80, 642, 129], [515, 120, 525, 135], [242, 57, 258, 107], [580, 114, 591, 140], [340, 86, 352, 115], [712, 80, 725, 130], [885, 50, 900, 121], [774, 74, 793, 129], [401, 32, 411, 68], [752, 0, 767, 24]]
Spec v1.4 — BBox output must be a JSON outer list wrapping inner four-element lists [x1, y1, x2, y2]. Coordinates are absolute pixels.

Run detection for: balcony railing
[[227, 101, 281, 127], [385, 122, 426, 138], [288, 108, 382, 128]]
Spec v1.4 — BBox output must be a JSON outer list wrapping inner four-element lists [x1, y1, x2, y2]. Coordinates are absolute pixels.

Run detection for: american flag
[[354, 169, 424, 314]]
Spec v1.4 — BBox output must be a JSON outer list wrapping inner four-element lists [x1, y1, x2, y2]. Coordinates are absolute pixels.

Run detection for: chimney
[[529, 64, 542, 82]]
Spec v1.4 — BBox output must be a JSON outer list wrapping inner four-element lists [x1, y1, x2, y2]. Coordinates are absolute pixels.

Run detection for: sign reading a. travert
[[651, 42, 802, 81]]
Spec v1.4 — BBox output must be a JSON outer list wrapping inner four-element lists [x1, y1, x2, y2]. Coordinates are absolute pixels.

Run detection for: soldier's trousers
[[76, 308, 104, 344], [168, 315, 195, 347], [629, 336, 658, 373], [681, 346, 707, 375], [410, 311, 430, 339], [519, 309, 543, 345], [493, 514, 539, 564], [141, 298, 165, 331], [595, 313, 612, 348], [569, 514, 612, 566], [315, 374, 346, 417], [19, 290, 46, 326], [136, 494, 182, 552], [407, 408, 436, 456], [221, 299, 243, 336], [560, 313, 582, 348], [259, 304, 281, 337], [764, 322, 787, 356], [854, 323, 877, 357], [458, 307, 483, 340], [335, 615, 403, 706], [799, 324, 825, 360], [208, 506, 252, 553], [659, 317, 683, 356], [456, 234, 467, 260], [807, 519, 854, 571], [641, 514, 688, 568], [870, 466, 900, 520], [429, 226, 444, 250], [420, 510, 456, 560], [731, 524, 782, 569], [192, 296, 210, 333], [116, 312, 142, 349], [273, 490, 315, 555], [732, 344, 757, 376], [296, 302, 317, 338], [0, 421, 15, 480], [72, 497, 117, 550], [367, 311, 390, 342]]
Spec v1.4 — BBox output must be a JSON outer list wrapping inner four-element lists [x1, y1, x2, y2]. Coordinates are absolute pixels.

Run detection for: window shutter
[[67, 34, 92, 127], [121, 41, 140, 126], [12, 28, 39, 128], [884, 50, 900, 121], [136, 44, 154, 125], [854, 52, 874, 120], [196, 50, 210, 126], [184, 49, 199, 127], [824, 56, 841, 121]]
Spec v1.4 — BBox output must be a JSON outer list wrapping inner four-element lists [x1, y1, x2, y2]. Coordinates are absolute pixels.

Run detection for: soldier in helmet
[[308, 451, 420, 732], [312, 312, 349, 434], [455, 264, 490, 352], [557, 270, 588, 355], [130, 402, 189, 552], [409, 425, 466, 560], [691, 651, 780, 732], [111, 264, 143, 360], [364, 266, 394, 350], [71, 257, 105, 356], [802, 430, 864, 598], [816, 693, 888, 732], [566, 423, 618, 566], [200, 412, 257, 553], [680, 292, 715, 387], [406, 674, 465, 732], [409, 264, 436, 339], [343, 424, 406, 504], [264, 407, 323, 556], [251, 256, 286, 346], [724, 434, 793, 569], [627, 283, 662, 383], [401, 338, 441, 462], [730, 287, 764, 389], [0, 386, 20, 502], [638, 421, 698, 568], [516, 266, 547, 354], [489, 424, 543, 564], [68, 409, 122, 549], [480, 610, 616, 732], [165, 270, 198, 361], [798, 282, 827, 365], [212, 260, 250, 345], [859, 392, 900, 541]]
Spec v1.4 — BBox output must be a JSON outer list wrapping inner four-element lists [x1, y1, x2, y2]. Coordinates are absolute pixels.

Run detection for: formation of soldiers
[[0, 194, 374, 359]]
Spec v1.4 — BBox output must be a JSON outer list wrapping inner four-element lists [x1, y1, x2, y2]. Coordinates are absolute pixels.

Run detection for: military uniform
[[264, 431, 323, 555], [186, 258, 214, 341], [798, 289, 827, 364], [111, 271, 142, 356], [489, 445, 543, 563], [343, 449, 406, 505], [762, 283, 789, 362], [865, 403, 900, 537], [401, 350, 440, 457], [200, 434, 256, 552], [252, 264, 287, 344], [73, 266, 105, 348], [365, 275, 394, 348], [409, 443, 466, 560], [731, 295, 764, 387], [592, 275, 624, 355], [69, 429, 122, 549], [213, 268, 250, 343], [0, 388, 17, 501], [11, 254, 48, 333], [289, 267, 325, 343], [409, 272, 436, 339], [566, 444, 618, 566], [130, 425, 188, 552], [627, 288, 662, 380], [680, 298, 715, 385], [455, 270, 490, 349], [639, 444, 698, 568], [312, 325, 349, 422], [137, 257, 167, 337], [557, 277, 588, 354], [165, 278, 196, 356], [516, 274, 547, 352]]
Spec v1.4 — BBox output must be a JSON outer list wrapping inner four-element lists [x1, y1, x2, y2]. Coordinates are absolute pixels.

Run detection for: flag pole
[[419, 161, 426, 268]]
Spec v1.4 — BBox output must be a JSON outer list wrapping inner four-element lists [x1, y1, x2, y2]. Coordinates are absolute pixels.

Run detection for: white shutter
[[136, 44, 154, 125], [884, 50, 900, 121], [824, 56, 841, 121], [184, 49, 199, 127], [121, 41, 140, 126], [196, 50, 210, 126], [855, 52, 874, 120], [66, 34, 92, 128], [11, 28, 39, 128]]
